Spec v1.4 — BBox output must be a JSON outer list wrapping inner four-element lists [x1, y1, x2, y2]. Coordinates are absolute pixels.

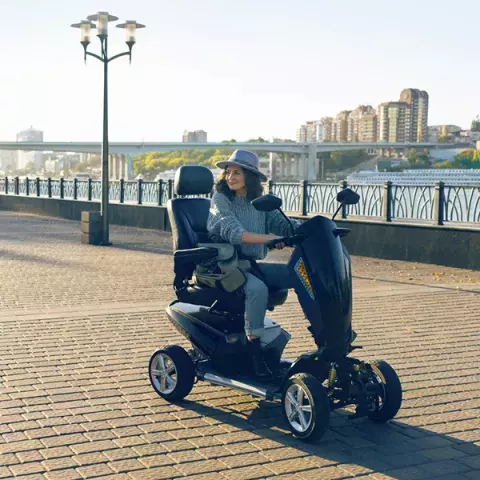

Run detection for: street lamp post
[[71, 12, 145, 245]]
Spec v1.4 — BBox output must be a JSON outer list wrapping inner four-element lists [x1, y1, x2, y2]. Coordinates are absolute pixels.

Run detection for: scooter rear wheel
[[282, 373, 330, 442], [149, 345, 195, 401]]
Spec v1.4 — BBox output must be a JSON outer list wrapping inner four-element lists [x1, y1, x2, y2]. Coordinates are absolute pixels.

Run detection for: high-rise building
[[358, 114, 377, 142], [17, 126, 43, 143], [317, 117, 334, 142], [332, 111, 351, 142], [296, 125, 307, 143], [296, 121, 317, 142], [347, 106, 376, 142], [377, 102, 409, 143], [399, 89, 429, 142], [182, 130, 207, 143], [16, 126, 43, 170], [296, 118, 335, 143], [295, 87, 428, 145]]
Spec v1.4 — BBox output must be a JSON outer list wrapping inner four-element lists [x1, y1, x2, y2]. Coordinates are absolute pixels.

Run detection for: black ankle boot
[[249, 338, 272, 379]]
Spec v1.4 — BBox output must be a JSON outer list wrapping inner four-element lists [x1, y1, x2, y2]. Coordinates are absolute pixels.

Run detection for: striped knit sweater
[[207, 192, 300, 260]]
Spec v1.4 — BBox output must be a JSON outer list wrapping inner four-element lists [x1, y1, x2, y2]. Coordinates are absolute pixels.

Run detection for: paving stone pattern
[[0, 211, 479, 480]]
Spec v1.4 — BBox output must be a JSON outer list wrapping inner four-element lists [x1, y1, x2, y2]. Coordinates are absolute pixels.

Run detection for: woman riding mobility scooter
[[148, 165, 402, 441]]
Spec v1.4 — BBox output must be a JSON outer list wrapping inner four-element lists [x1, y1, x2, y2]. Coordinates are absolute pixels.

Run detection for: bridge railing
[[1, 176, 479, 226]]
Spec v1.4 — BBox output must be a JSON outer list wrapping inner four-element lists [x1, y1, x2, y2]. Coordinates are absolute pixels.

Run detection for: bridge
[[0, 140, 471, 181]]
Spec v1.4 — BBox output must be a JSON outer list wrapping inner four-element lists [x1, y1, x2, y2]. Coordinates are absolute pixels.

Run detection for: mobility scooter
[[148, 165, 402, 441]]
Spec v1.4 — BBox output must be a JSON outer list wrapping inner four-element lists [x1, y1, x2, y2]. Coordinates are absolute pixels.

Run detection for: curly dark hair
[[215, 167, 264, 202]]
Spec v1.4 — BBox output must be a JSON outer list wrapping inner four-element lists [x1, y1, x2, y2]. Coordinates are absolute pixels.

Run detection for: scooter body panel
[[166, 302, 291, 376], [289, 215, 353, 354]]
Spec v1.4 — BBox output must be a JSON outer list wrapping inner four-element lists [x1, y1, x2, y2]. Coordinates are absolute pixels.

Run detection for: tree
[[406, 149, 431, 168], [471, 115, 480, 132], [433, 160, 451, 169], [326, 150, 368, 171], [451, 149, 480, 169], [131, 148, 237, 178], [437, 134, 452, 143], [407, 149, 418, 166]]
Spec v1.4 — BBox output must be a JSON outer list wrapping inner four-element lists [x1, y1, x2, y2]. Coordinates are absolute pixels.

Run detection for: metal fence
[[1, 176, 479, 225]]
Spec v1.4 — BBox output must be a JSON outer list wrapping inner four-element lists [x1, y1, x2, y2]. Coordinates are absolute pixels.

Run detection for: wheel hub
[[284, 384, 312, 433], [151, 353, 177, 394]]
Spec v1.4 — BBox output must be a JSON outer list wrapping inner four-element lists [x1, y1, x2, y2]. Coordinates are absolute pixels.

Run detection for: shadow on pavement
[[175, 398, 478, 478], [354, 275, 480, 295], [0, 248, 75, 267], [109, 241, 171, 255]]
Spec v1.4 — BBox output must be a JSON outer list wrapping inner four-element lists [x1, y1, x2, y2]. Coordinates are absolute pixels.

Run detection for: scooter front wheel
[[282, 373, 330, 441], [367, 360, 402, 422], [149, 345, 195, 401]]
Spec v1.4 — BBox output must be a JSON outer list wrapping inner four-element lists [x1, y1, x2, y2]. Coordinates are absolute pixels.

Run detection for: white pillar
[[306, 143, 317, 181], [279, 155, 285, 179], [110, 154, 117, 180], [118, 154, 126, 179], [117, 155, 123, 180], [125, 154, 133, 180], [297, 154, 304, 179], [269, 152, 275, 180]]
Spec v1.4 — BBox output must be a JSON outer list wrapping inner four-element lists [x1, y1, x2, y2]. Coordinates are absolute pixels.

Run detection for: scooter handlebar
[[266, 234, 307, 250]]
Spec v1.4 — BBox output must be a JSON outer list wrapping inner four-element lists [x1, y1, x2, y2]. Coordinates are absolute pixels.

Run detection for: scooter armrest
[[173, 247, 218, 264]]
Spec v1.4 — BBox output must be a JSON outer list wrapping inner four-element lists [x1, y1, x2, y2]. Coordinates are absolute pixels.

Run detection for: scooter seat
[[177, 285, 288, 313]]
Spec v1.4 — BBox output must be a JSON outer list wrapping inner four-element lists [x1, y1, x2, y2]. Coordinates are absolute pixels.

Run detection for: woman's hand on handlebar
[[240, 232, 305, 249], [266, 237, 287, 250], [267, 234, 307, 250]]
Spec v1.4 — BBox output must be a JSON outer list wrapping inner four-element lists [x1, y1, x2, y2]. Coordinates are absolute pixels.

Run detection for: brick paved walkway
[[0, 211, 479, 480]]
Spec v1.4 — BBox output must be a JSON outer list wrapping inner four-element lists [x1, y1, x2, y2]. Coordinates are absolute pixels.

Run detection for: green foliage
[[132, 147, 370, 179], [407, 149, 417, 166], [433, 160, 452, 169], [132, 147, 240, 178], [437, 134, 452, 143], [407, 149, 431, 168], [324, 150, 369, 171], [452, 149, 480, 169], [471, 116, 480, 132], [433, 149, 480, 169]]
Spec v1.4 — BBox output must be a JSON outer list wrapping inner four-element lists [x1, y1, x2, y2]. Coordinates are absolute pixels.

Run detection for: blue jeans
[[243, 262, 294, 337]]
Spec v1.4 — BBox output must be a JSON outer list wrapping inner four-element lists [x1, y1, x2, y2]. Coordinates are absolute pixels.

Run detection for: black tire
[[149, 345, 195, 401], [368, 360, 402, 422], [282, 373, 330, 441]]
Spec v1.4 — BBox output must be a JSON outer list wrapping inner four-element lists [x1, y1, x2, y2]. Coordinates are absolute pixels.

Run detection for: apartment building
[[347, 105, 376, 142], [377, 102, 408, 142], [400, 88, 429, 142], [182, 130, 207, 143]]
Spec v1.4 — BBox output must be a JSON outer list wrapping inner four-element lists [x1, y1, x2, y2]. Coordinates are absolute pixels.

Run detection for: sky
[[1, 0, 479, 142]]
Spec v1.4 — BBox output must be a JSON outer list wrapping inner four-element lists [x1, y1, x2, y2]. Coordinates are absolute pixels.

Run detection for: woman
[[207, 149, 301, 379]]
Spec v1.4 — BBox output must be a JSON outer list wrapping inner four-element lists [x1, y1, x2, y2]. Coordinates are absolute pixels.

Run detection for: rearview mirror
[[336, 188, 360, 205], [252, 194, 282, 212]]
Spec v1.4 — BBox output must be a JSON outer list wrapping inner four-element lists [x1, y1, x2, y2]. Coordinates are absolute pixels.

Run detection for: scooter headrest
[[174, 165, 214, 196]]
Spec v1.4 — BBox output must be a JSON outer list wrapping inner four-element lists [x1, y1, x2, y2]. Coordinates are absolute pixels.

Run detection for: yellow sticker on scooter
[[294, 258, 315, 300]]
